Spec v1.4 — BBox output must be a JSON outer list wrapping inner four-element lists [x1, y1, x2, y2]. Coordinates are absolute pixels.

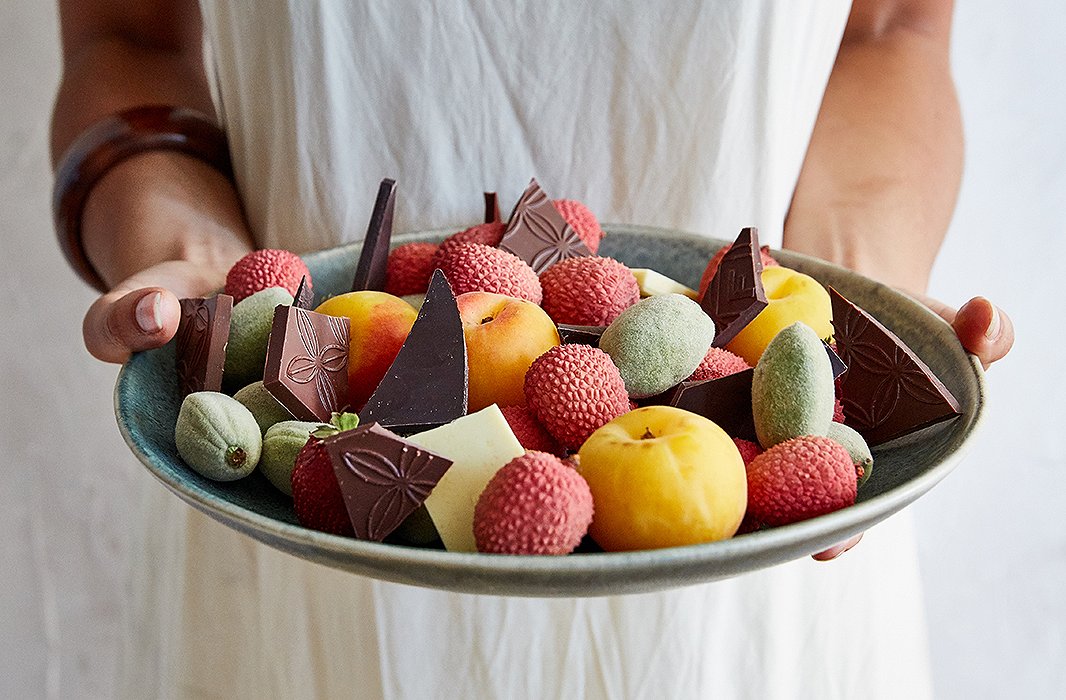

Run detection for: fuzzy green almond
[[223, 287, 294, 390], [261, 420, 328, 496], [175, 391, 263, 481], [827, 421, 875, 486], [234, 380, 295, 434], [599, 294, 716, 398], [751, 322, 835, 449]]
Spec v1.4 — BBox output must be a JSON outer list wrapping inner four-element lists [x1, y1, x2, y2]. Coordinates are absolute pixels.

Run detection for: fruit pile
[[172, 178, 961, 555]]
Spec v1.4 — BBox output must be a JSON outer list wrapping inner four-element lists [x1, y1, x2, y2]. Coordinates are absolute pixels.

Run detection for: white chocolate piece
[[631, 268, 699, 300], [407, 405, 524, 552]]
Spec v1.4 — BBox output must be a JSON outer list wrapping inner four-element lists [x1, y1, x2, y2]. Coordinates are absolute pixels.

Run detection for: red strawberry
[[290, 414, 361, 536]]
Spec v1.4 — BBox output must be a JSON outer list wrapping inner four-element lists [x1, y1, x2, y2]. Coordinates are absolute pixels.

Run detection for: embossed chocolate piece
[[325, 423, 453, 542], [351, 178, 397, 292], [498, 178, 591, 273], [830, 288, 960, 445], [702, 227, 768, 348], [293, 275, 314, 310], [359, 270, 468, 433], [263, 305, 350, 421], [824, 340, 847, 380], [175, 294, 233, 397], [484, 191, 501, 223], [556, 323, 607, 346], [667, 369, 758, 442]]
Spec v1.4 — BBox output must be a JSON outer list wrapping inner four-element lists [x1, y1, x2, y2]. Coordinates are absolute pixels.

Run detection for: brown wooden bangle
[[52, 105, 234, 292]]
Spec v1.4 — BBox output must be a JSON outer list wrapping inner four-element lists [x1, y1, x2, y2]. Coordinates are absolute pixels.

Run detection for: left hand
[[813, 294, 1014, 561]]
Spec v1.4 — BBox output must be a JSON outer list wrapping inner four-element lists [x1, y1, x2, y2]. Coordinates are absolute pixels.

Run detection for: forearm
[[51, 0, 252, 289], [784, 7, 962, 295]]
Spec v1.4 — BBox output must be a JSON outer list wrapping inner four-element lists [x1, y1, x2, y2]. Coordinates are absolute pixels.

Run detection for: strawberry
[[291, 413, 361, 536]]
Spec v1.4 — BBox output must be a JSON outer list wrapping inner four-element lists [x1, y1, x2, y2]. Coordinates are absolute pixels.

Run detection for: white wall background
[[1, 2, 1062, 698]]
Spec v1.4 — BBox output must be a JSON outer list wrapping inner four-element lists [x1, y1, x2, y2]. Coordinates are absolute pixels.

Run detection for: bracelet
[[52, 105, 234, 292]]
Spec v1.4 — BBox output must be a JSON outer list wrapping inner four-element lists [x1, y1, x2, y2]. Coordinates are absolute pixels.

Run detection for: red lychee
[[225, 249, 312, 303], [432, 222, 506, 267], [384, 242, 439, 296], [733, 437, 763, 466], [745, 435, 857, 528], [552, 199, 605, 254], [500, 405, 565, 457], [539, 256, 640, 326], [688, 347, 752, 382], [698, 244, 779, 298], [436, 241, 542, 303]]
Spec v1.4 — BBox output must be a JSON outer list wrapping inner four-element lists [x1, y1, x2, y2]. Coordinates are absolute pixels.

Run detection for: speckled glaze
[[115, 225, 985, 597]]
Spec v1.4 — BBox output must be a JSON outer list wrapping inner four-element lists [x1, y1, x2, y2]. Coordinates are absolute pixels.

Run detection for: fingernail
[[136, 292, 164, 333], [984, 301, 1002, 341]]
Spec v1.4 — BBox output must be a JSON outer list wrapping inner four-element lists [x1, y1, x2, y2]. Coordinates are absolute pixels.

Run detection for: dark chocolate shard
[[498, 178, 590, 273], [263, 305, 350, 422], [484, 191, 501, 224], [293, 275, 315, 310], [702, 227, 768, 348], [175, 294, 233, 397], [351, 178, 397, 292], [325, 423, 453, 542], [824, 340, 847, 380], [359, 270, 468, 433], [829, 287, 960, 446], [668, 369, 758, 442], [556, 323, 607, 346]]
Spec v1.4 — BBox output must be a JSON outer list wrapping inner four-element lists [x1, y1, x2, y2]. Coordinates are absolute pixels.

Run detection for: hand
[[82, 260, 228, 363], [812, 294, 1014, 561]]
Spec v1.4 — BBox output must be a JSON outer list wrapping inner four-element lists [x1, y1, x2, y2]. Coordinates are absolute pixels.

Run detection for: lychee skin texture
[[698, 244, 779, 298], [432, 222, 506, 267], [689, 347, 752, 382], [291, 437, 354, 537], [500, 405, 565, 457], [733, 438, 763, 466], [539, 256, 640, 326], [384, 242, 439, 296], [225, 249, 312, 303], [552, 199, 604, 254], [474, 451, 594, 555], [437, 242, 542, 304], [745, 435, 857, 528], [524, 345, 630, 450]]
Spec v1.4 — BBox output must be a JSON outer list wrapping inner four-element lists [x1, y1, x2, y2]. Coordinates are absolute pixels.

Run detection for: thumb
[[83, 287, 183, 364]]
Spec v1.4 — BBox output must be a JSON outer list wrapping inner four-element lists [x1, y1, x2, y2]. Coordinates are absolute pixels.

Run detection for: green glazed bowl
[[115, 225, 985, 597]]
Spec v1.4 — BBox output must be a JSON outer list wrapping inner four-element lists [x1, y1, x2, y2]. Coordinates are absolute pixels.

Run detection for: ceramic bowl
[[115, 225, 985, 596]]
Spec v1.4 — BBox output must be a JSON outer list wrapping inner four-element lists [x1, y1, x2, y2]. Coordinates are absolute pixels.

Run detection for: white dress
[[121, 2, 934, 697]]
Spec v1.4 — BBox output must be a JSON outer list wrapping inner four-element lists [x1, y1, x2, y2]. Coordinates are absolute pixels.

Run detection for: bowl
[[115, 225, 985, 596]]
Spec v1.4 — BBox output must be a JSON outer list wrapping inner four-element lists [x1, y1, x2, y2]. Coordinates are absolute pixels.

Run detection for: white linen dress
[[120, 2, 934, 697]]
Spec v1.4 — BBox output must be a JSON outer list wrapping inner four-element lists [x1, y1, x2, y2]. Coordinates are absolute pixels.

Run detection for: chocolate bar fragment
[[263, 305, 350, 422], [351, 178, 397, 292], [484, 191, 501, 224], [292, 275, 315, 310], [556, 323, 607, 346], [498, 178, 591, 273], [702, 227, 768, 348], [359, 270, 468, 433], [325, 423, 453, 542], [175, 294, 233, 397], [668, 369, 758, 442], [830, 287, 960, 445], [824, 340, 847, 380]]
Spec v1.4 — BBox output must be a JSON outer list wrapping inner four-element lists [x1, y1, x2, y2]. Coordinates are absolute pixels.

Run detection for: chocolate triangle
[[556, 323, 606, 346], [351, 178, 397, 292], [498, 178, 591, 273], [824, 340, 848, 379], [293, 275, 315, 310], [263, 305, 350, 421], [325, 423, 453, 542], [702, 227, 768, 348], [667, 369, 758, 442], [176, 294, 232, 397], [484, 191, 501, 223], [829, 287, 960, 445], [359, 269, 468, 433]]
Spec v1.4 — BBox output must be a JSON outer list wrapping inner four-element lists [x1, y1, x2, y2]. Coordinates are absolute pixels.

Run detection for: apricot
[[725, 266, 833, 365], [577, 406, 747, 551], [314, 291, 418, 410]]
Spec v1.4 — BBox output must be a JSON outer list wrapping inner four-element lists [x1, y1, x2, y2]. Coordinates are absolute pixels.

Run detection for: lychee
[[698, 244, 779, 298], [688, 347, 752, 382], [384, 242, 438, 296], [473, 451, 594, 555], [500, 405, 565, 457], [539, 256, 640, 326], [432, 222, 506, 267], [745, 435, 857, 528], [225, 249, 312, 303], [733, 438, 763, 466], [552, 199, 605, 254], [524, 344, 630, 450], [436, 242, 542, 304]]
